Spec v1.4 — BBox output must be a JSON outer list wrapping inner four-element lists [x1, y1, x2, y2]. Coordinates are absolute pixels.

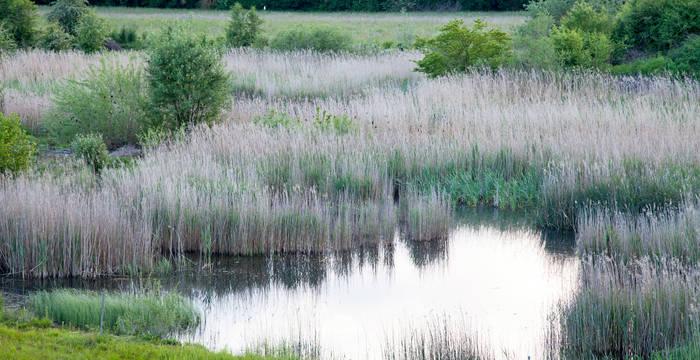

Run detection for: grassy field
[[33, 6, 527, 47]]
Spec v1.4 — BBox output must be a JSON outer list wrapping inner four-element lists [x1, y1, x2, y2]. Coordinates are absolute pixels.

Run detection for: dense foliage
[[614, 0, 700, 52], [415, 19, 512, 77], [70, 133, 110, 175], [0, 112, 36, 176], [38, 23, 74, 51], [74, 11, 108, 53], [146, 27, 230, 130], [46, 0, 90, 36], [47, 59, 148, 148], [226, 2, 264, 47], [0, 0, 39, 47], [270, 26, 352, 52]]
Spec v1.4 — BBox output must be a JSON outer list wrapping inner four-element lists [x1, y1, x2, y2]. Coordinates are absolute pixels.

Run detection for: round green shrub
[[46, 0, 89, 36], [614, 0, 700, 52], [669, 36, 700, 77], [226, 2, 264, 47], [270, 26, 352, 53], [74, 11, 107, 53], [70, 133, 109, 175], [414, 19, 512, 77], [146, 27, 230, 130], [38, 23, 74, 51], [0, 0, 40, 47], [0, 112, 36, 175]]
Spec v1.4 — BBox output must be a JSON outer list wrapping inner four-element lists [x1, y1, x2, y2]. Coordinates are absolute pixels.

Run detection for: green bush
[[560, 0, 612, 34], [614, 0, 700, 52], [253, 109, 300, 129], [669, 36, 700, 77], [0, 24, 17, 53], [109, 25, 145, 50], [270, 26, 352, 52], [46, 0, 89, 36], [610, 55, 677, 76], [513, 12, 560, 69], [414, 19, 512, 77], [70, 133, 109, 175], [526, 0, 624, 20], [0, 0, 39, 47], [313, 107, 357, 135], [0, 112, 36, 175], [551, 26, 613, 68], [74, 11, 107, 53], [38, 23, 74, 51], [146, 27, 230, 130], [226, 2, 263, 47], [47, 59, 148, 148]]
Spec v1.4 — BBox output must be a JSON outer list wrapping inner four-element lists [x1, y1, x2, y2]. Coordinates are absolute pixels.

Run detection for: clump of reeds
[[29, 287, 200, 338], [384, 315, 494, 360], [552, 257, 700, 359], [403, 188, 451, 242], [577, 199, 700, 264]]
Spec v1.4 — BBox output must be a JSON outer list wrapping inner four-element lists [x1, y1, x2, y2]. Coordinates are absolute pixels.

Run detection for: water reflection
[[1, 208, 578, 360]]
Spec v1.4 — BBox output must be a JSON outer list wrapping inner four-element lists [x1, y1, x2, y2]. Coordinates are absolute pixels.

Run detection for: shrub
[[0, 0, 39, 47], [146, 27, 230, 130], [526, 0, 624, 20], [253, 108, 300, 129], [560, 0, 612, 34], [74, 11, 107, 53], [551, 26, 613, 69], [47, 59, 148, 148], [0, 24, 17, 53], [610, 55, 677, 76], [669, 36, 700, 77], [70, 133, 109, 175], [270, 26, 352, 52], [38, 23, 74, 51], [225, 2, 263, 48], [46, 0, 89, 36], [513, 12, 560, 69], [0, 112, 36, 175], [109, 25, 144, 50], [614, 0, 700, 52], [414, 19, 512, 77]]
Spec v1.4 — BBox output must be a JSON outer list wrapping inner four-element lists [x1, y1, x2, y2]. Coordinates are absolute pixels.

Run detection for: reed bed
[[1, 49, 699, 277], [29, 288, 200, 338], [403, 189, 451, 242], [577, 200, 700, 264], [552, 257, 700, 359], [384, 315, 494, 360]]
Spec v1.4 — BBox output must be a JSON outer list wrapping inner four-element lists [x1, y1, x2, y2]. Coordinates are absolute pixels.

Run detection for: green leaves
[[414, 19, 512, 78], [226, 2, 264, 48], [0, 112, 36, 176]]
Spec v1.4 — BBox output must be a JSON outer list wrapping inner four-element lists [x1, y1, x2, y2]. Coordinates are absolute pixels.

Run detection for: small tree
[[71, 133, 109, 176], [0, 0, 40, 47], [74, 11, 107, 53], [146, 27, 230, 130], [0, 112, 36, 175], [226, 2, 264, 47], [38, 23, 74, 51], [47, 0, 89, 36], [414, 19, 512, 77]]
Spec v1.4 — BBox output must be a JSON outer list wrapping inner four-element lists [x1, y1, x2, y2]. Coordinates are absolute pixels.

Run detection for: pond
[[2, 208, 579, 360]]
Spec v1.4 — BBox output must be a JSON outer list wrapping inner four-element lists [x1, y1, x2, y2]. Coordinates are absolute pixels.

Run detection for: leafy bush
[[614, 0, 700, 52], [513, 12, 560, 69], [253, 109, 300, 129], [109, 25, 145, 50], [313, 107, 357, 135], [270, 26, 352, 52], [47, 59, 148, 148], [610, 55, 677, 76], [414, 19, 512, 77], [146, 27, 230, 130], [0, 24, 17, 53], [669, 36, 700, 77], [74, 11, 107, 53], [46, 0, 89, 36], [0, 112, 36, 175], [0, 0, 39, 47], [70, 133, 109, 175], [38, 23, 74, 51], [560, 0, 612, 34], [226, 2, 264, 47], [551, 26, 613, 68], [526, 0, 624, 20]]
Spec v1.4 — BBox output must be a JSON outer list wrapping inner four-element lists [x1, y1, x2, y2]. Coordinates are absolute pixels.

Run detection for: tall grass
[[384, 315, 494, 360], [552, 257, 700, 359], [29, 288, 200, 338], [403, 189, 451, 242]]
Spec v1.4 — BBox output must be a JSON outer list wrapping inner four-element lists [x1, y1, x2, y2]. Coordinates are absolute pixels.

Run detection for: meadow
[[1, 1, 700, 358]]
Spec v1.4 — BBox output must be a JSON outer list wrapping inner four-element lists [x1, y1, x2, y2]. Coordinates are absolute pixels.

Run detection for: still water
[[2, 208, 579, 359]]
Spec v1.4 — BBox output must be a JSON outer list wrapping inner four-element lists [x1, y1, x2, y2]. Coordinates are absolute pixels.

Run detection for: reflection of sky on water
[[182, 209, 579, 360], [1, 208, 579, 360]]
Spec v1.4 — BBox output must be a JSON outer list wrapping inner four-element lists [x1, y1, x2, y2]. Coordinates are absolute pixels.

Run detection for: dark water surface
[[2, 208, 578, 359]]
